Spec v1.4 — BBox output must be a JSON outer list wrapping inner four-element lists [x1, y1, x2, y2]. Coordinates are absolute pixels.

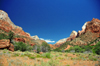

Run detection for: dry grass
[[0, 50, 100, 66]]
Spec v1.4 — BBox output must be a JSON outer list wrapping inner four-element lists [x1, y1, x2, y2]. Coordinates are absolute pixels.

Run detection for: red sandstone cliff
[[0, 10, 46, 50]]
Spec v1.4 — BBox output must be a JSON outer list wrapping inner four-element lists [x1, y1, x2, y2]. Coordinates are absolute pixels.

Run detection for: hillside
[[0, 10, 47, 51], [55, 18, 100, 49]]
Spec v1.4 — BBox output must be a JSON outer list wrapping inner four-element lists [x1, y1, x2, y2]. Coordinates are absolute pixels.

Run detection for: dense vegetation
[[0, 29, 100, 55], [33, 42, 51, 53], [13, 42, 33, 51], [53, 41, 100, 55]]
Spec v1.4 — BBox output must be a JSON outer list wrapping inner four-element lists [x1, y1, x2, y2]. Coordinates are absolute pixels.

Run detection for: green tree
[[8, 31, 14, 43], [41, 42, 51, 52], [14, 42, 32, 51], [0, 33, 8, 40]]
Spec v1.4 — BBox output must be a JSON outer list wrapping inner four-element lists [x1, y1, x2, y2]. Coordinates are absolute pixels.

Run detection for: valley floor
[[0, 50, 100, 66]]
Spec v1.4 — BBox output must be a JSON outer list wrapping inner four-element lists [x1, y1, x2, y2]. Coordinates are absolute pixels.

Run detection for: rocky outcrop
[[14, 38, 25, 43], [56, 18, 100, 48], [85, 18, 100, 33], [77, 22, 87, 37], [70, 38, 87, 46], [32, 35, 39, 40], [54, 38, 67, 47], [0, 10, 30, 37], [0, 39, 14, 51], [67, 30, 77, 41], [0, 10, 47, 46], [0, 39, 10, 48], [8, 44, 14, 51]]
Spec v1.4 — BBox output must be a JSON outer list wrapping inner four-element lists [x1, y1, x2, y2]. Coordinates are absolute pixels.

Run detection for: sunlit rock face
[[32, 35, 39, 40], [0, 10, 47, 46], [54, 38, 67, 47], [67, 30, 77, 41], [85, 18, 100, 33], [77, 22, 87, 37], [0, 10, 30, 37]]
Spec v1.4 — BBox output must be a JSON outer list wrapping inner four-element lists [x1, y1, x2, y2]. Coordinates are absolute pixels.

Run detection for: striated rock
[[67, 30, 77, 41], [8, 44, 14, 52], [0, 39, 14, 51], [0, 10, 47, 46], [32, 35, 39, 40], [0, 10, 32, 43], [0, 39, 10, 48], [54, 38, 67, 47], [14, 38, 25, 43], [85, 18, 100, 33]]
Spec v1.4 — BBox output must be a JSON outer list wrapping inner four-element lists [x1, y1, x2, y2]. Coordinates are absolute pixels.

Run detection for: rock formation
[[56, 18, 100, 49], [54, 38, 67, 47], [67, 30, 77, 41], [14, 38, 26, 43], [77, 22, 87, 37], [0, 10, 47, 51], [32, 35, 39, 40], [0, 39, 14, 51], [85, 18, 100, 33]]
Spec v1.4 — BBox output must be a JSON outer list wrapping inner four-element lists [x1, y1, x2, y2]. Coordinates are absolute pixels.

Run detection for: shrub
[[14, 42, 32, 51], [42, 52, 51, 58], [0, 33, 8, 40], [92, 41, 100, 55], [53, 48, 61, 52], [33, 42, 51, 53], [41, 42, 51, 52]]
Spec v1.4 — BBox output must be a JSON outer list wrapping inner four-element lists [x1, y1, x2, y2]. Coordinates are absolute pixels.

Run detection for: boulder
[[0, 39, 14, 51], [0, 39, 10, 48], [8, 44, 14, 52]]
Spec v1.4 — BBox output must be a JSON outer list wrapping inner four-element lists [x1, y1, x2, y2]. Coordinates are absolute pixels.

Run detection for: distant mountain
[[55, 18, 100, 49]]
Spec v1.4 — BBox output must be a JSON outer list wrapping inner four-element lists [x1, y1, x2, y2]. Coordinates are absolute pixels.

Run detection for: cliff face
[[0, 10, 46, 47], [85, 18, 100, 33], [0, 10, 30, 37], [55, 18, 100, 49]]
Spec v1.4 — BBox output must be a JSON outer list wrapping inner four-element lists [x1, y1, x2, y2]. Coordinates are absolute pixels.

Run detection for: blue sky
[[0, 0, 100, 44]]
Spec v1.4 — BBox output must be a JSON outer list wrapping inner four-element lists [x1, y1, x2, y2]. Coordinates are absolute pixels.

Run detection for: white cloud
[[40, 38, 55, 43]]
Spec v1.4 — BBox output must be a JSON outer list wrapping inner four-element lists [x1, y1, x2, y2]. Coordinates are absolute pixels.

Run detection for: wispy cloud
[[40, 38, 55, 43]]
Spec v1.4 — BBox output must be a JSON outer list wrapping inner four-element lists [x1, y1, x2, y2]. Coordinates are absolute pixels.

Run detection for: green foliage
[[8, 31, 14, 43], [42, 52, 51, 58], [0, 31, 14, 43], [74, 46, 83, 53], [0, 33, 8, 40], [14, 42, 33, 51], [33, 42, 51, 53], [93, 41, 100, 55], [58, 41, 70, 49], [53, 48, 61, 52], [41, 42, 51, 52]]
